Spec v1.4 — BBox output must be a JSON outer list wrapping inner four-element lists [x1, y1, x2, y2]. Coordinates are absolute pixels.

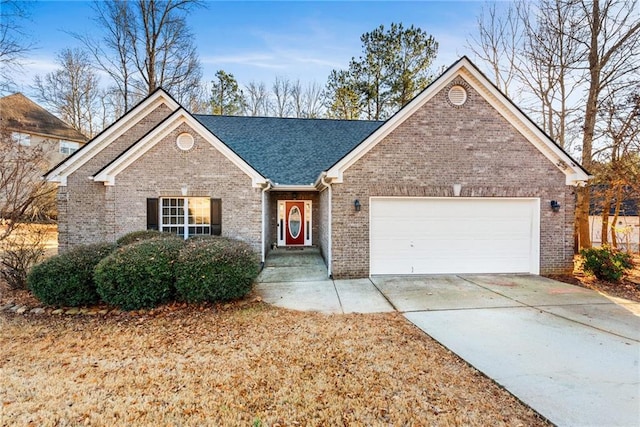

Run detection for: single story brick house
[[46, 57, 590, 278]]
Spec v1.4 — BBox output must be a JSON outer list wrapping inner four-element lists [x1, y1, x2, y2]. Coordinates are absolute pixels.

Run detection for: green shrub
[[94, 238, 184, 310], [116, 230, 178, 247], [28, 243, 116, 306], [580, 246, 634, 282], [175, 237, 260, 303]]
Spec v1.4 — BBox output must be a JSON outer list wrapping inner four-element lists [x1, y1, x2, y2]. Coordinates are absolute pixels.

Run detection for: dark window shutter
[[147, 198, 159, 230], [210, 198, 221, 236]]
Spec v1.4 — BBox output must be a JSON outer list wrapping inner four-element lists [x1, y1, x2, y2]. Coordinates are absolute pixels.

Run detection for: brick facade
[[330, 77, 575, 278], [58, 104, 174, 250], [57, 75, 579, 279], [58, 109, 262, 252]]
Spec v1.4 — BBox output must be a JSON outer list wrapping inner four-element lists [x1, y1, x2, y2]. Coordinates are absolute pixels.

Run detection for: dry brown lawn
[[0, 301, 549, 427]]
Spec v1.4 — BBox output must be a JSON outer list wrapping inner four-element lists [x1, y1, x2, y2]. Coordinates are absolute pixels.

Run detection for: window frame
[[11, 132, 31, 146], [59, 140, 80, 155], [160, 197, 212, 239]]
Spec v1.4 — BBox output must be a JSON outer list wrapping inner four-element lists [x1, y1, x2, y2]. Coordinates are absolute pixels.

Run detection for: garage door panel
[[370, 198, 539, 275]]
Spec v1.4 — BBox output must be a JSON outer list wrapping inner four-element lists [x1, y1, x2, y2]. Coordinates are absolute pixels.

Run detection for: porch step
[[258, 247, 328, 282]]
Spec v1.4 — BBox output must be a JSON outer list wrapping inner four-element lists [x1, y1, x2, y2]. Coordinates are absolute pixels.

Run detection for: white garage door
[[370, 197, 540, 275]]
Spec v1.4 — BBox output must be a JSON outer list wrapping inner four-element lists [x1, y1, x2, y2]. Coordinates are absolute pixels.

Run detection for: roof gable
[[0, 93, 87, 142], [93, 109, 267, 188], [325, 57, 591, 186], [45, 88, 180, 185]]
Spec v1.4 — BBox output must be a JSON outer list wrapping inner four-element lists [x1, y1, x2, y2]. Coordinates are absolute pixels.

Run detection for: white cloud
[[201, 53, 283, 69]]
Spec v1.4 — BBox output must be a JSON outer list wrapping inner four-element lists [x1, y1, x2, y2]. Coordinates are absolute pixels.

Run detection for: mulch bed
[[546, 254, 640, 303]]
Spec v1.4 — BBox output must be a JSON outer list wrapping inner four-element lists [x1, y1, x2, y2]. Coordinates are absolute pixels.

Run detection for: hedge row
[[27, 232, 260, 310]]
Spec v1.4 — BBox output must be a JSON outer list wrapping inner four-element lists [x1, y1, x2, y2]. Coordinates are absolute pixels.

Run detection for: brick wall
[[330, 77, 575, 278], [318, 188, 330, 267], [58, 104, 174, 251], [111, 122, 262, 250], [58, 106, 262, 252]]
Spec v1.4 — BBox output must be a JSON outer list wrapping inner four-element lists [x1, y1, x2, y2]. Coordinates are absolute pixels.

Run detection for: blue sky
[[16, 0, 488, 96]]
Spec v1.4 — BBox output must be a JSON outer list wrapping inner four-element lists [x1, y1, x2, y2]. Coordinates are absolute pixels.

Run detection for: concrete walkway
[[254, 249, 640, 427], [256, 248, 394, 314]]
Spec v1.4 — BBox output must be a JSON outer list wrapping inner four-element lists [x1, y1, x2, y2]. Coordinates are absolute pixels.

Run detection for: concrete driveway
[[255, 251, 640, 426], [372, 274, 640, 427]]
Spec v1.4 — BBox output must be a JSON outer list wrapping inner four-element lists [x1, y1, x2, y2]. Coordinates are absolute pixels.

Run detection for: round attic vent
[[176, 133, 194, 151], [448, 85, 468, 106]]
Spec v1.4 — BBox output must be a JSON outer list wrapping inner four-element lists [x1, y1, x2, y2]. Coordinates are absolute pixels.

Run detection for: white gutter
[[260, 181, 272, 264], [319, 173, 332, 278], [269, 184, 317, 192]]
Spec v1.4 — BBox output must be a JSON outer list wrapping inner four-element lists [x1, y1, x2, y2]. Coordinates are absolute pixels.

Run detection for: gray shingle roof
[[193, 115, 384, 185]]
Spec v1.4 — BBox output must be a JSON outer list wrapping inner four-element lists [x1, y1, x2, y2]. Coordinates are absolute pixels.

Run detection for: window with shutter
[[210, 198, 221, 236], [148, 197, 216, 238], [147, 198, 159, 230]]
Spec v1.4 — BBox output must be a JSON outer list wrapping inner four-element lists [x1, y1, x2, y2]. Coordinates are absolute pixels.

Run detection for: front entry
[[278, 200, 312, 246]]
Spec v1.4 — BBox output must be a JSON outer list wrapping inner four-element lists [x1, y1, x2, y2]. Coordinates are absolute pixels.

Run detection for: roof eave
[[269, 184, 318, 192]]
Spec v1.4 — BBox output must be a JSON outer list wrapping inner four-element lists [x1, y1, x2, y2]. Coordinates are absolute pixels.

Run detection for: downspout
[[320, 173, 332, 278], [260, 180, 272, 268]]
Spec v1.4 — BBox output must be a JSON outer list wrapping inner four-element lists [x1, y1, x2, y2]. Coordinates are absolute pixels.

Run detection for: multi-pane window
[[11, 132, 30, 146], [160, 197, 211, 238], [60, 141, 80, 155]]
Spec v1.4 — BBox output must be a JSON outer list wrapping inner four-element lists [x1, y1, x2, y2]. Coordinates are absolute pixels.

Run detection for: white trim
[[320, 174, 332, 277], [159, 196, 212, 239], [46, 89, 180, 185], [260, 181, 272, 263], [270, 184, 317, 191], [93, 109, 266, 188], [369, 196, 540, 275], [325, 57, 590, 186]]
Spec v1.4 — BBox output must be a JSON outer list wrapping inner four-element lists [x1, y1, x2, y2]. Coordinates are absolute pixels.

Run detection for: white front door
[[370, 197, 540, 275]]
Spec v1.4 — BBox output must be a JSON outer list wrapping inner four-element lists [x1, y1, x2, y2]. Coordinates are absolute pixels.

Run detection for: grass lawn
[[0, 300, 549, 426]]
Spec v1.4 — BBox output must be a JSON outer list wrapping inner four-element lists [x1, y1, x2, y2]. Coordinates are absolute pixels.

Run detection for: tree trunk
[[576, 1, 603, 250], [576, 187, 592, 249], [600, 188, 613, 245], [610, 184, 623, 249]]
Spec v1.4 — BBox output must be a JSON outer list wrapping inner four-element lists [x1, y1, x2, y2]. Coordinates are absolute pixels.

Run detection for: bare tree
[[76, 0, 203, 112], [130, 0, 203, 98], [244, 81, 270, 116], [272, 76, 292, 117], [469, 0, 640, 249], [0, 0, 34, 93], [291, 79, 304, 118], [33, 48, 100, 137], [0, 127, 56, 241], [518, 0, 584, 150], [574, 0, 640, 249], [593, 89, 640, 248], [288, 80, 324, 118], [467, 2, 521, 98], [303, 82, 324, 118], [76, 1, 136, 111]]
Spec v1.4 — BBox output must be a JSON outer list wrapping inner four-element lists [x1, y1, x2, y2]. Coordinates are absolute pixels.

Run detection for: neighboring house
[[45, 57, 590, 278], [589, 187, 639, 251], [0, 93, 88, 165]]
